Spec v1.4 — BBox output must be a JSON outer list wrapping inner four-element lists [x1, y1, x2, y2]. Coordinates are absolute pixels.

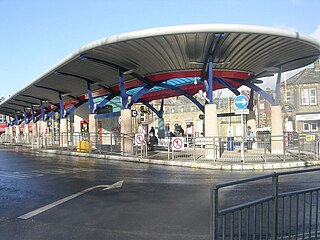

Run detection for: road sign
[[235, 109, 249, 115], [234, 95, 249, 109], [135, 133, 145, 146], [131, 110, 138, 117], [172, 137, 184, 151]]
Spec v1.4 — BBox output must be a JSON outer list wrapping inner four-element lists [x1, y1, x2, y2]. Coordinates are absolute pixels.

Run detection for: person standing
[[246, 126, 253, 150], [149, 126, 155, 136]]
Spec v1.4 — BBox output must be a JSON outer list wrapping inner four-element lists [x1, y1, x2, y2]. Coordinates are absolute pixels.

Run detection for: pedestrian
[[246, 126, 253, 150], [149, 126, 155, 136]]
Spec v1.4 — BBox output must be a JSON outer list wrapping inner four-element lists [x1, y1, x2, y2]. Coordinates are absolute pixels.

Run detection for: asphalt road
[[0, 147, 319, 240]]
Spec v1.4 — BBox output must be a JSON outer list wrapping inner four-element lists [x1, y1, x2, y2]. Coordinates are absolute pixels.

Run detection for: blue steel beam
[[95, 94, 117, 112], [159, 83, 204, 113], [31, 105, 36, 123], [230, 78, 275, 106], [160, 98, 164, 117], [138, 99, 163, 118], [58, 93, 65, 118], [87, 81, 95, 114], [215, 77, 240, 95], [64, 99, 89, 118], [40, 100, 45, 121], [248, 89, 255, 111], [80, 55, 206, 114], [14, 112, 18, 125], [200, 34, 224, 82], [274, 67, 282, 106], [118, 70, 128, 109], [208, 56, 213, 103]]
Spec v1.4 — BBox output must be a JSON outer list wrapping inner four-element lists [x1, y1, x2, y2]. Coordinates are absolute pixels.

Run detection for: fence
[[168, 135, 320, 163], [0, 132, 319, 163], [210, 167, 320, 240]]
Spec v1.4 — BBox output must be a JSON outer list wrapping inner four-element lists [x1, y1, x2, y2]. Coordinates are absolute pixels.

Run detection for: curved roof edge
[[4, 24, 320, 107]]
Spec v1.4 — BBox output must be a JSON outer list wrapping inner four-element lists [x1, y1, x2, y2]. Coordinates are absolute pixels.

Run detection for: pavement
[[1, 142, 319, 170], [38, 147, 320, 171]]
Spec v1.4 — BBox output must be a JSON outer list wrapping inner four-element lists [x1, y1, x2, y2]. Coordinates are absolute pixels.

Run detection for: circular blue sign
[[234, 95, 249, 109]]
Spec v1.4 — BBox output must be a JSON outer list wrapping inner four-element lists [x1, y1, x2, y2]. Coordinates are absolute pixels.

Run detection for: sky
[[0, 0, 320, 98]]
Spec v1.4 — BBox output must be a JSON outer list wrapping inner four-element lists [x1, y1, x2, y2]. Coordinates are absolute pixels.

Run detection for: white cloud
[[311, 25, 320, 40]]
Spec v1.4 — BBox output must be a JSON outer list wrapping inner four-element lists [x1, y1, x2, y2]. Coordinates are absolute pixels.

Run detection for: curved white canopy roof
[[1, 24, 320, 116]]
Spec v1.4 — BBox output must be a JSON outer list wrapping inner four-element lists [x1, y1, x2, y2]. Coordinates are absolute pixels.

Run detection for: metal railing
[[210, 167, 320, 239], [0, 132, 319, 163]]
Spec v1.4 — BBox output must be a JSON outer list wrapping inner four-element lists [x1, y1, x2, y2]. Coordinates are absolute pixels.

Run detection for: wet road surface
[[0, 148, 319, 239]]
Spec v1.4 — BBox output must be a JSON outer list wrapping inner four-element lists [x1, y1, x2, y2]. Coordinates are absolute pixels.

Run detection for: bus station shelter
[[0, 24, 319, 157]]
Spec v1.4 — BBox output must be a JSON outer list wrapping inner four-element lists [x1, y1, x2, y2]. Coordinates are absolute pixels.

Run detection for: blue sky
[[1, 0, 320, 98]]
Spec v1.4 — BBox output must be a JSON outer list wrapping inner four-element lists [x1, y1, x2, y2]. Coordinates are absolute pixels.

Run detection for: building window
[[180, 106, 184, 113], [171, 108, 175, 114], [286, 91, 291, 102], [190, 106, 195, 112], [311, 121, 318, 131], [303, 122, 310, 132], [303, 121, 318, 132], [140, 113, 145, 123], [301, 89, 309, 105], [301, 88, 317, 106], [309, 88, 317, 105]]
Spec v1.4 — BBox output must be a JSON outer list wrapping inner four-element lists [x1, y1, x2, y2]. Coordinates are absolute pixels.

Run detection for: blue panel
[[95, 111, 121, 119]]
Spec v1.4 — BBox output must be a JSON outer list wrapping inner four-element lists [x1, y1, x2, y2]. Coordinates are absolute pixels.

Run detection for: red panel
[[60, 70, 251, 106], [0, 123, 5, 133]]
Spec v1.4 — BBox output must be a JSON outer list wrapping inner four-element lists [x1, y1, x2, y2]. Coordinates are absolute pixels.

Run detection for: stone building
[[280, 58, 320, 134]]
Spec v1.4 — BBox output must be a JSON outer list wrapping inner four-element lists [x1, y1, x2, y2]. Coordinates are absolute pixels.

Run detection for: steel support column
[[274, 67, 282, 106], [87, 82, 95, 114], [208, 56, 213, 104], [119, 70, 128, 109]]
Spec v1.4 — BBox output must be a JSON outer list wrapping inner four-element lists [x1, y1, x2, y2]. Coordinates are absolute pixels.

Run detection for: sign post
[[234, 95, 249, 162]]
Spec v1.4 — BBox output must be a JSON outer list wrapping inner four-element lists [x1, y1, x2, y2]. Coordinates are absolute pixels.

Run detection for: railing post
[[210, 186, 219, 240], [193, 137, 196, 162], [298, 136, 301, 160], [272, 174, 279, 240]]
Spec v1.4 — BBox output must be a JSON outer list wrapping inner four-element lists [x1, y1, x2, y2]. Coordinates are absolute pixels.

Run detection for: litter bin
[[227, 137, 235, 151]]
